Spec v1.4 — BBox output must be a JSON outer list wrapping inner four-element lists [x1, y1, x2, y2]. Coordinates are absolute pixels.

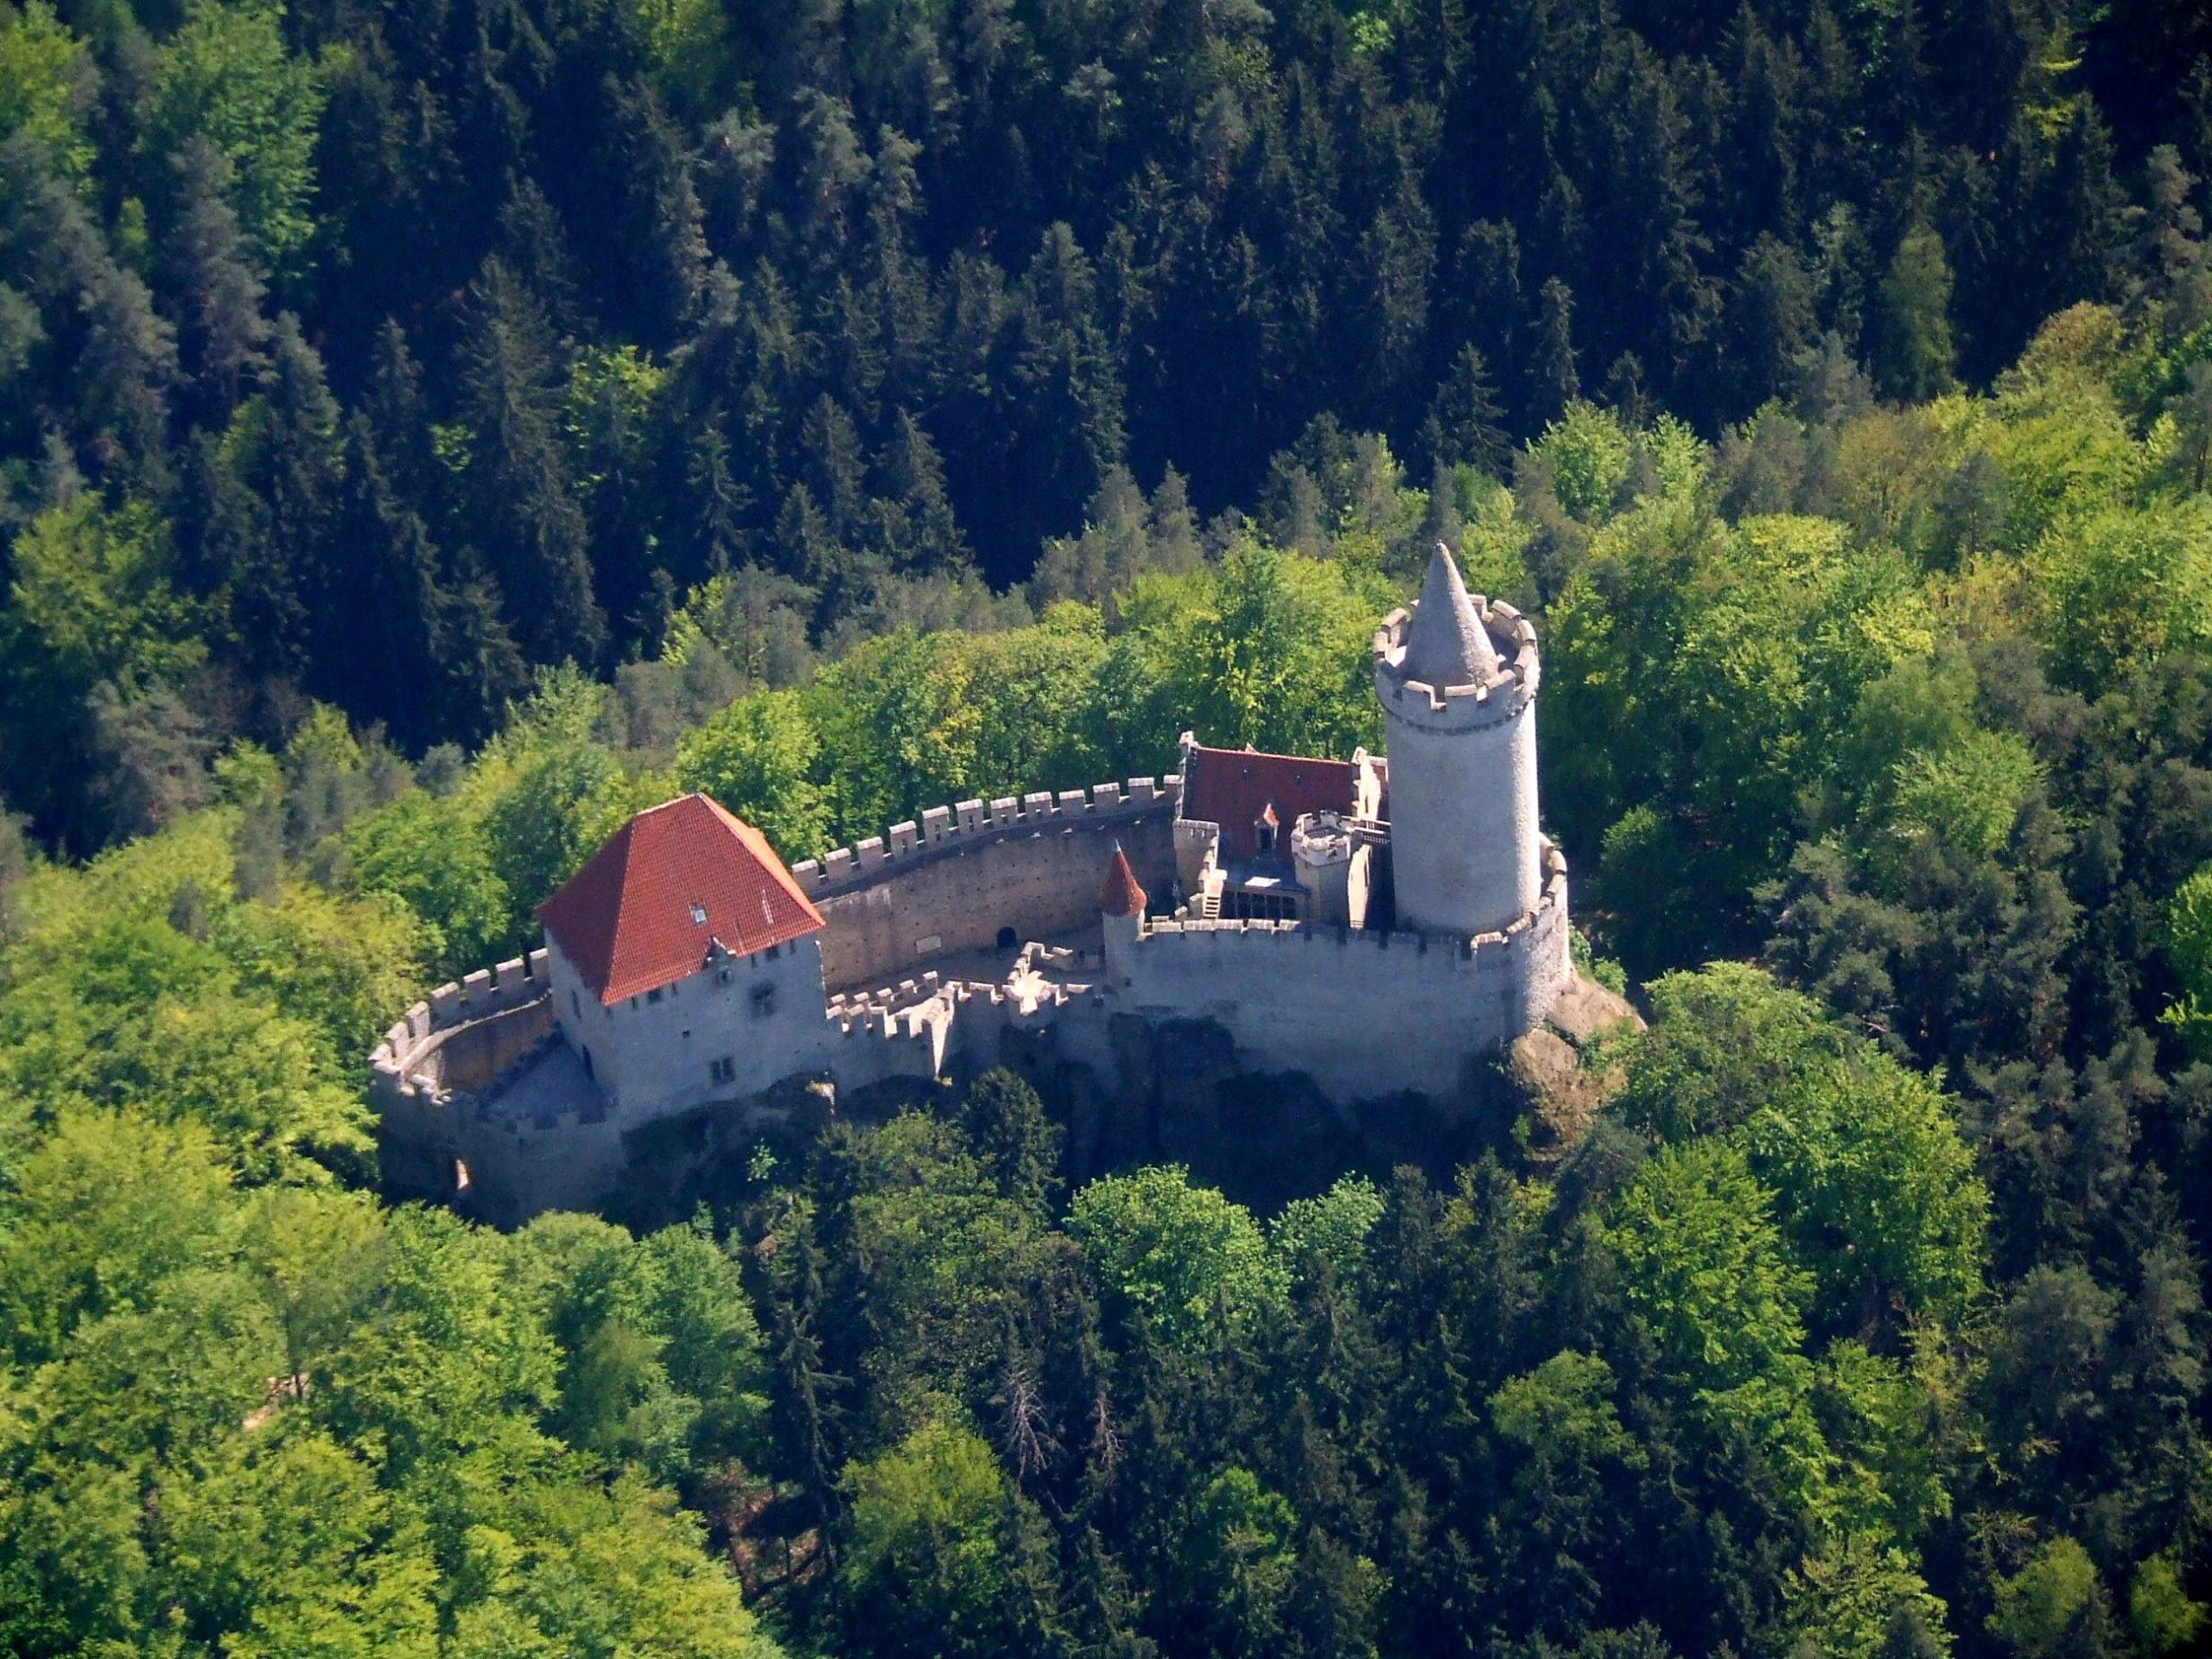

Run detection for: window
[[751, 982, 777, 1019], [1224, 887, 1299, 922], [766, 943, 781, 961], [690, 902, 707, 925], [716, 967, 734, 987], [709, 1056, 735, 1086], [647, 986, 663, 1004]]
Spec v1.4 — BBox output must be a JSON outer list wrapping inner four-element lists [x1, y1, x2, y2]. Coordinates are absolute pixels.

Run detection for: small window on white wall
[[751, 982, 777, 1019], [709, 1056, 735, 1085], [690, 903, 707, 925]]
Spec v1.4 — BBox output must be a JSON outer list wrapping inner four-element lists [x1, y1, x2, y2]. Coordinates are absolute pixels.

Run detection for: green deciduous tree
[[1069, 1165, 1280, 1350], [1618, 967, 1987, 1330], [2162, 864, 2212, 1058], [675, 688, 830, 858], [145, 0, 325, 271], [838, 1419, 1035, 1659], [1601, 1138, 1825, 1490], [1987, 1537, 2113, 1658], [0, 3, 95, 185]]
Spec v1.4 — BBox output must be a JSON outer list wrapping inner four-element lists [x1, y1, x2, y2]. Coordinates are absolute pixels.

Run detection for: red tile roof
[[1098, 845, 1147, 918], [537, 794, 825, 1004], [1180, 743, 1357, 861]]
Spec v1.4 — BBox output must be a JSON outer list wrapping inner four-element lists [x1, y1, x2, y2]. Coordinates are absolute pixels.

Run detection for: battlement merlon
[[1373, 598, 1540, 725], [787, 774, 1183, 896], [1142, 836, 1567, 956], [372, 947, 551, 1086]]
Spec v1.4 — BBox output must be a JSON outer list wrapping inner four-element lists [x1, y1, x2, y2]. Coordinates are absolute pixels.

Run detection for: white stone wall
[[1375, 600, 1543, 938], [448, 1106, 632, 1227], [789, 781, 1182, 990], [550, 934, 833, 1119], [1113, 845, 1570, 1101], [547, 938, 625, 1102], [1382, 695, 1541, 936]]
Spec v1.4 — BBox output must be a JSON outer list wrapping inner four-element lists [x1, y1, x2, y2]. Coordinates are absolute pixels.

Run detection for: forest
[[7, 0, 2212, 1654]]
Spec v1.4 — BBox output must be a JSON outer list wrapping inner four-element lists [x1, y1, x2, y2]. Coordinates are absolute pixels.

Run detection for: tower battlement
[[1373, 594, 1539, 728], [1375, 544, 1548, 939]]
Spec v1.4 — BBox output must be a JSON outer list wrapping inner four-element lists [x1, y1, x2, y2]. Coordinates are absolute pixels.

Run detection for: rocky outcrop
[[1027, 1010, 1589, 1209], [1505, 972, 1643, 1164]]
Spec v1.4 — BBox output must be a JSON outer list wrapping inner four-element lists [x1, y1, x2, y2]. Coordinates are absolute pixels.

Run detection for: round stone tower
[[1374, 543, 1542, 938]]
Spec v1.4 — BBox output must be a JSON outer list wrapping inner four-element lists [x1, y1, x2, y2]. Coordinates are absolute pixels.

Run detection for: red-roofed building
[[1180, 742, 1358, 862], [538, 794, 832, 1117], [1174, 735, 1382, 924], [540, 793, 824, 1004]]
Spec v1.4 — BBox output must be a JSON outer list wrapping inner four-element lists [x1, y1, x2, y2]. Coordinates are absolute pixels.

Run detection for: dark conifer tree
[[683, 416, 752, 581], [257, 317, 346, 660], [1528, 276, 1581, 426], [1004, 223, 1124, 582], [871, 408, 968, 575], [0, 138, 177, 479], [591, 75, 710, 349], [798, 392, 869, 548], [194, 315, 342, 680], [1454, 219, 1527, 401], [1356, 172, 1439, 425], [1726, 232, 1815, 413], [323, 411, 454, 745], [359, 321, 439, 517], [161, 139, 271, 424], [454, 257, 606, 666], [495, 173, 589, 338], [1421, 343, 1511, 477]]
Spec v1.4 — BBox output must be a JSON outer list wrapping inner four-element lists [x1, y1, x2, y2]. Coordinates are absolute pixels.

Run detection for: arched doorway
[[995, 926, 1019, 954]]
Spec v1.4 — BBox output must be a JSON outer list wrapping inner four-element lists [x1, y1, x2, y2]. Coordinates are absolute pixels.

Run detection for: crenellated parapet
[[1143, 839, 1568, 968], [1120, 840, 1573, 1096], [787, 775, 1181, 898], [372, 948, 554, 1106], [1373, 596, 1539, 728]]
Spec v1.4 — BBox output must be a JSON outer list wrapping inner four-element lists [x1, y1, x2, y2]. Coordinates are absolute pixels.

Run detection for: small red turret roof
[[1098, 845, 1147, 918], [538, 794, 825, 1004]]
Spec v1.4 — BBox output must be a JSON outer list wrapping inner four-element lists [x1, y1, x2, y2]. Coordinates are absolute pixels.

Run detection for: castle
[[372, 545, 1616, 1224]]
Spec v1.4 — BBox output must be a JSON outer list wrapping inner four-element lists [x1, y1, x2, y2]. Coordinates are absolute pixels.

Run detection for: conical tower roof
[[1097, 844, 1147, 918], [1400, 543, 1499, 688]]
